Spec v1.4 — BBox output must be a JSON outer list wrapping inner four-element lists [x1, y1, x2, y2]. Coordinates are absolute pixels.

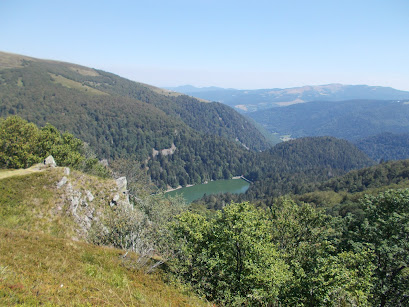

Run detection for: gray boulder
[[44, 155, 56, 167]]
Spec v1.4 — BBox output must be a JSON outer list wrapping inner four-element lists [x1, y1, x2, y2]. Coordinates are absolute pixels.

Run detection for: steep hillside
[[0, 167, 207, 306], [0, 51, 269, 151], [288, 159, 409, 218], [244, 137, 374, 198], [0, 52, 270, 188], [355, 132, 409, 162], [168, 84, 409, 112], [0, 166, 129, 239], [247, 99, 409, 141]]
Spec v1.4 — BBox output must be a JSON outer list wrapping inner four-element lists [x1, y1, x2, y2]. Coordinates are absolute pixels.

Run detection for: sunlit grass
[[0, 168, 208, 306], [0, 227, 207, 306]]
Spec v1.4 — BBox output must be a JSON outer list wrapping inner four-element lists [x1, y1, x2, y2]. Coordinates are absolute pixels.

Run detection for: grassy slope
[[0, 227, 206, 306], [0, 168, 207, 306]]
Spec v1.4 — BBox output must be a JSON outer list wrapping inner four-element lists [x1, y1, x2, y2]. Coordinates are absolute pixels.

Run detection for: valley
[[1, 52, 409, 306]]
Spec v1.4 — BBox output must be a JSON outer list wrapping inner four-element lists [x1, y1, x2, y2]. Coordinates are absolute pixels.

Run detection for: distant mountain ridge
[[167, 84, 409, 112]]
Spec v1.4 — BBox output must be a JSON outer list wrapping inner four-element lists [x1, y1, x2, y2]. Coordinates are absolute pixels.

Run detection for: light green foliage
[[170, 201, 374, 306], [170, 202, 290, 306], [38, 125, 84, 167], [346, 189, 409, 306], [0, 115, 109, 177], [0, 116, 40, 168], [0, 116, 84, 168], [270, 198, 374, 306]]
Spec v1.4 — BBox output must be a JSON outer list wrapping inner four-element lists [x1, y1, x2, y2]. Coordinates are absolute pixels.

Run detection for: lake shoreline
[[165, 177, 243, 193], [165, 178, 250, 203]]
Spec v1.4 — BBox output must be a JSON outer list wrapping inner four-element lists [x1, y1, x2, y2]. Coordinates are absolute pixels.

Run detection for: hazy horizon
[[2, 1, 409, 91]]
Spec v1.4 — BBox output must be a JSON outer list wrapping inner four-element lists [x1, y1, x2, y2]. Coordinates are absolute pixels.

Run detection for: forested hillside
[[1, 52, 378, 192], [355, 132, 409, 162], [1, 96, 408, 307], [0, 52, 270, 188], [247, 99, 409, 141], [193, 137, 375, 209]]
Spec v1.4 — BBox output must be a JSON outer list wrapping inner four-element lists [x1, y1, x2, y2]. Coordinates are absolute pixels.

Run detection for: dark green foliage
[[194, 137, 374, 209], [247, 99, 409, 141], [343, 189, 409, 306], [289, 159, 409, 214], [95, 72, 272, 151], [317, 159, 409, 194], [0, 55, 270, 188], [355, 132, 409, 162]]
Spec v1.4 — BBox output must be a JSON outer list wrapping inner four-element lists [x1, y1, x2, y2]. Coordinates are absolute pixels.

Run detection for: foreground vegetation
[[3, 164, 406, 306], [169, 192, 409, 306]]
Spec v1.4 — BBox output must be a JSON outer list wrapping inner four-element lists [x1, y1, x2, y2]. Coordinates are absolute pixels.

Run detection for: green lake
[[166, 179, 250, 203]]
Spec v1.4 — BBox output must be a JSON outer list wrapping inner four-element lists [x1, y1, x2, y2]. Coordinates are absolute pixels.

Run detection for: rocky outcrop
[[44, 155, 56, 167], [152, 143, 177, 157], [109, 176, 131, 208], [56, 170, 131, 239]]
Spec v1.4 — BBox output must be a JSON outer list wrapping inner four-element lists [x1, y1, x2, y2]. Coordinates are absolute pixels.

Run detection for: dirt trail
[[0, 164, 46, 180]]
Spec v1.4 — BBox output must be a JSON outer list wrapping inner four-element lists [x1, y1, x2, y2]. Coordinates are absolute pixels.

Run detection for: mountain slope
[[355, 132, 409, 162], [193, 137, 375, 208], [0, 52, 270, 188], [244, 136, 375, 199], [247, 99, 409, 141], [168, 84, 409, 112]]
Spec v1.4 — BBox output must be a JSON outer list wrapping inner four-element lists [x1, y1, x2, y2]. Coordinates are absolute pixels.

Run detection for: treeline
[[196, 153, 409, 215]]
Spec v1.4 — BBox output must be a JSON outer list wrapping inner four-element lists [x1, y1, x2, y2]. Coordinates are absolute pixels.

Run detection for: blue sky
[[1, 0, 409, 90]]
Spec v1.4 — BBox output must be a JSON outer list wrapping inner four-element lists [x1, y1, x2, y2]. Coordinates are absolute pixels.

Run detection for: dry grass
[[0, 227, 207, 306], [68, 65, 100, 77], [0, 168, 208, 306], [49, 73, 108, 96], [0, 52, 38, 69]]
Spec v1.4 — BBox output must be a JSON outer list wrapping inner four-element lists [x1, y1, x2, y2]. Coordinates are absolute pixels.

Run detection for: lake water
[[166, 179, 250, 203]]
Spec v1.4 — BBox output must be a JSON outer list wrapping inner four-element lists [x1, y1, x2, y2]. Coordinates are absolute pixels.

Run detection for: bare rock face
[[57, 176, 68, 188], [57, 171, 131, 239], [116, 177, 127, 193], [44, 155, 56, 167], [113, 176, 131, 208], [86, 190, 94, 202]]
